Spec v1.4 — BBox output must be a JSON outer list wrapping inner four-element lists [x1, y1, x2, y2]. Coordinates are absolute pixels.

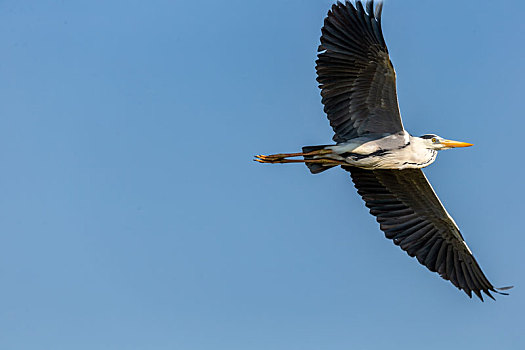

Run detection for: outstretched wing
[[317, 1, 403, 143], [346, 166, 508, 300]]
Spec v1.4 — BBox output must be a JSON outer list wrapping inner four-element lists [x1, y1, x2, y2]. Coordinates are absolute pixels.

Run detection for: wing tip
[[494, 285, 513, 296], [472, 285, 512, 301]]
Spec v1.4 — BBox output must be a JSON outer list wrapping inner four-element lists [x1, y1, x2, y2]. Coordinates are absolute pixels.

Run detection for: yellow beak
[[440, 139, 473, 148]]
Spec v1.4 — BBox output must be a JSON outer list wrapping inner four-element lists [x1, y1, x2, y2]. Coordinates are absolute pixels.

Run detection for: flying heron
[[255, 0, 511, 300]]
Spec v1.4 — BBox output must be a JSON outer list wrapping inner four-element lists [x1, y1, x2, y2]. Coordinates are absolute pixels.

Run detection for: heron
[[255, 0, 511, 300]]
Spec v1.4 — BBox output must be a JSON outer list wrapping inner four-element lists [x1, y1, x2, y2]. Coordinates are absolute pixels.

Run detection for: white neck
[[403, 136, 438, 168]]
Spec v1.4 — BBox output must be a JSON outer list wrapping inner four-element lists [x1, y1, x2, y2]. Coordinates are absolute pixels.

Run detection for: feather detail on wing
[[345, 166, 509, 300], [317, 1, 404, 142]]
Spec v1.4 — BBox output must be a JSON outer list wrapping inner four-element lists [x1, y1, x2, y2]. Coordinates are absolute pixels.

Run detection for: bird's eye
[[431, 138, 437, 143]]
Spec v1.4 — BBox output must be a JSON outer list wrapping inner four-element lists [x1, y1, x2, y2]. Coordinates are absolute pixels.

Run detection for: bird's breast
[[335, 147, 437, 170]]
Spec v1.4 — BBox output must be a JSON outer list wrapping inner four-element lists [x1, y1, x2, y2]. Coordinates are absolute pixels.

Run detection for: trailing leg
[[254, 145, 342, 173]]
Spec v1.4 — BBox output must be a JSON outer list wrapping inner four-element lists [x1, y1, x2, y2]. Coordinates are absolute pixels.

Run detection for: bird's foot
[[254, 149, 333, 163], [254, 153, 343, 166], [254, 154, 292, 163]]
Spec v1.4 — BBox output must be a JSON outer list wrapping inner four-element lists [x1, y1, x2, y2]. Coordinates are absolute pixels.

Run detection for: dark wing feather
[[345, 166, 507, 300], [317, 1, 404, 142]]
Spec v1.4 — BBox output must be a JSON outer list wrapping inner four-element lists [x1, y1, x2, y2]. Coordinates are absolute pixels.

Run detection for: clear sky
[[0, 0, 524, 349]]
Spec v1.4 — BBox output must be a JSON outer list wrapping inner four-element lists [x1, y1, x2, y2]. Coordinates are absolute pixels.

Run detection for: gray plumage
[[255, 0, 510, 300], [317, 0, 403, 142], [348, 167, 497, 300]]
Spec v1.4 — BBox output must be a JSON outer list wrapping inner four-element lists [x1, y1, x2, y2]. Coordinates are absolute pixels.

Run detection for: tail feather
[[302, 145, 336, 174]]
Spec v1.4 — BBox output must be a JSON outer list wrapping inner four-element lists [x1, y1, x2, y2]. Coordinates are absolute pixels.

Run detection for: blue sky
[[0, 0, 524, 349]]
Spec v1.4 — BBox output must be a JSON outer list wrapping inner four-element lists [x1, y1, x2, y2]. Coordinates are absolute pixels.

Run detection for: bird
[[255, 0, 511, 300]]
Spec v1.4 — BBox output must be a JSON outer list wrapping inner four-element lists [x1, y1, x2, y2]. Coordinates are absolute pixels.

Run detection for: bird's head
[[419, 134, 473, 150]]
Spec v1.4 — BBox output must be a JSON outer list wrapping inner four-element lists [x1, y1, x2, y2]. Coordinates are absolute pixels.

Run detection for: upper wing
[[345, 166, 508, 300], [317, 1, 404, 143]]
